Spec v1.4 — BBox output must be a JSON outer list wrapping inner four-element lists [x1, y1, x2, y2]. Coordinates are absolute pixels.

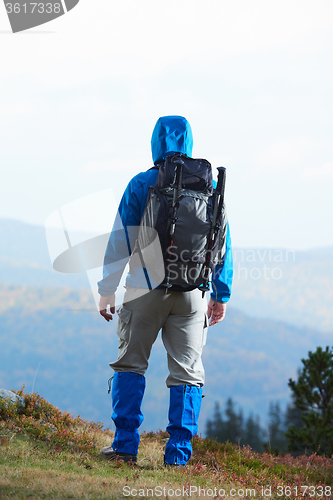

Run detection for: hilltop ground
[[0, 390, 332, 500]]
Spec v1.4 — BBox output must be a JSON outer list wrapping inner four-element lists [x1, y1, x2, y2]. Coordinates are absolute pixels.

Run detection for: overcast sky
[[1, 0, 332, 249]]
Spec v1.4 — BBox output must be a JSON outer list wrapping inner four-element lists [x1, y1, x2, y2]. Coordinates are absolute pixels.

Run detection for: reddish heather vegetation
[[1, 389, 332, 500]]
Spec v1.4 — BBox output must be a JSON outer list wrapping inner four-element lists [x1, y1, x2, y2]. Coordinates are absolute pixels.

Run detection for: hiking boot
[[163, 455, 186, 467], [100, 446, 137, 463]]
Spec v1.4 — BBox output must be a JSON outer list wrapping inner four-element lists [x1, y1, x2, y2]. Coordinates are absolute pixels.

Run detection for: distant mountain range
[[1, 217, 332, 332], [231, 246, 333, 333], [0, 217, 332, 434], [0, 218, 89, 290]]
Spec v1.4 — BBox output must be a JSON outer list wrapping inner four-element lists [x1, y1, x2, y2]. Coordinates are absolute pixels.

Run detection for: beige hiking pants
[[110, 288, 208, 387]]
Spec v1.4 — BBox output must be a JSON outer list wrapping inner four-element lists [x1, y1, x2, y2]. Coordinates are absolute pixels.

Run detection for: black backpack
[[134, 153, 227, 293]]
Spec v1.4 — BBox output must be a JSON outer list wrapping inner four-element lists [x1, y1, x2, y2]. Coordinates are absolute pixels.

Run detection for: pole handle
[[216, 167, 226, 195]]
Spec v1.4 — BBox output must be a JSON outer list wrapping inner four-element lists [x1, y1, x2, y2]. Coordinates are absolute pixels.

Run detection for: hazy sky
[[1, 0, 333, 249]]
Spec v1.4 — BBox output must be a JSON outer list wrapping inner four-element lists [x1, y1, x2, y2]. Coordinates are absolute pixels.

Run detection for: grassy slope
[[0, 392, 332, 500]]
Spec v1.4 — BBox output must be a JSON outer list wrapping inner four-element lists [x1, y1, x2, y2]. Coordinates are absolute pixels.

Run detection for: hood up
[[151, 115, 193, 165]]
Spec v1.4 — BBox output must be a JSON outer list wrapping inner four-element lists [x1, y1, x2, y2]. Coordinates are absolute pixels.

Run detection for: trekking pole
[[170, 158, 183, 238], [200, 167, 226, 297], [164, 157, 184, 290]]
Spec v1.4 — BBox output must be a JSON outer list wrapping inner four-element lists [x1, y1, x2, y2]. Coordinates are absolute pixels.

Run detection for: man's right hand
[[99, 294, 116, 322], [207, 298, 227, 326]]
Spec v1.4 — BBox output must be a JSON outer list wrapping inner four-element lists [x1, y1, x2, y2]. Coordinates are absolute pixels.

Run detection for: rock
[[0, 388, 25, 407]]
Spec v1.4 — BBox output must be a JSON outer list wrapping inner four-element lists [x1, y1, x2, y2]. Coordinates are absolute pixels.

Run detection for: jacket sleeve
[[210, 222, 233, 303], [97, 181, 142, 297]]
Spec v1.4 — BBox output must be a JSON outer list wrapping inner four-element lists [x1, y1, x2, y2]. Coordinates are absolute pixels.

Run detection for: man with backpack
[[98, 115, 233, 466]]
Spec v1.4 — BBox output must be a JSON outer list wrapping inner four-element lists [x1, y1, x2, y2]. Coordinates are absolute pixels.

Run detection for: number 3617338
[[5, 3, 62, 14]]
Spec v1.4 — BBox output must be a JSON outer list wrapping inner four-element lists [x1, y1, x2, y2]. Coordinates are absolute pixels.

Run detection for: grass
[[0, 389, 332, 499]]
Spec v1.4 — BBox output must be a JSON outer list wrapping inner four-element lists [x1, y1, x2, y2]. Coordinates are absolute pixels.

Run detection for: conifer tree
[[225, 397, 243, 445], [206, 398, 263, 451], [264, 401, 288, 454], [286, 346, 333, 456], [284, 399, 303, 433], [243, 413, 264, 452], [206, 402, 226, 443]]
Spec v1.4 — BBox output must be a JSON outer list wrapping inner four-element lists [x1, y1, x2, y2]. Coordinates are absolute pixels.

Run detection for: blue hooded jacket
[[98, 115, 233, 302], [151, 115, 193, 165]]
